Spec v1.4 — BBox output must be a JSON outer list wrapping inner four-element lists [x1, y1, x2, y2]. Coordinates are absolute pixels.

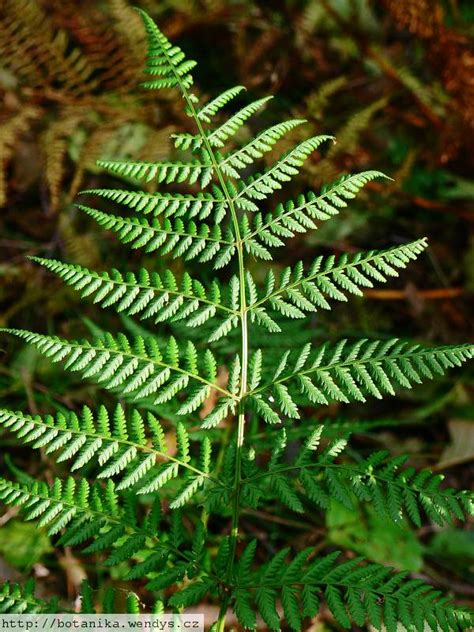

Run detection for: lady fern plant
[[1, 10, 473, 631]]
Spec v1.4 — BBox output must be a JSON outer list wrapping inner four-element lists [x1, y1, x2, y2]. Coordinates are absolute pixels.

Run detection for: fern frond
[[247, 239, 428, 323], [1, 10, 472, 632], [78, 205, 236, 269], [0, 474, 213, 583], [0, 579, 161, 615], [80, 580, 149, 614], [204, 96, 274, 149], [250, 340, 474, 419], [0, 107, 41, 206], [30, 257, 238, 338], [96, 157, 213, 187], [174, 97, 274, 152], [0, 0, 96, 94], [138, 8, 196, 92], [231, 545, 474, 632], [237, 135, 333, 202], [196, 85, 246, 123], [0, 580, 54, 614], [243, 171, 386, 256], [220, 119, 307, 177], [342, 452, 474, 526], [0, 476, 197, 575], [0, 406, 219, 500], [81, 189, 227, 222], [0, 476, 123, 539], [1, 329, 237, 414], [246, 438, 473, 525]]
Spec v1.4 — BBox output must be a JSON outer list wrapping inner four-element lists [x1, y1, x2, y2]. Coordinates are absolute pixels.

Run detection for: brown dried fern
[[0, 107, 41, 206], [384, 0, 474, 132], [0, 0, 173, 211]]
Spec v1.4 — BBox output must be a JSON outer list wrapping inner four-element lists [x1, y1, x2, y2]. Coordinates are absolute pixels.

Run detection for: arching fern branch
[[0, 476, 212, 588], [249, 340, 473, 422], [0, 580, 56, 614], [80, 189, 227, 222], [96, 156, 214, 188], [196, 85, 246, 123], [246, 239, 428, 328], [236, 135, 333, 203], [174, 96, 274, 151], [0, 579, 161, 615], [224, 544, 474, 632], [219, 119, 308, 176], [30, 257, 240, 340], [237, 426, 474, 525], [0, 405, 222, 503], [77, 205, 237, 269], [242, 171, 386, 257], [1, 329, 239, 422]]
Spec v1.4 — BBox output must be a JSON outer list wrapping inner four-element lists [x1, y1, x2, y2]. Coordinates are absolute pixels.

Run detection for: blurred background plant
[[0, 0, 472, 625]]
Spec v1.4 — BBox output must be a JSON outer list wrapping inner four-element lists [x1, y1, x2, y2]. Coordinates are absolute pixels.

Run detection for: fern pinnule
[[0, 580, 55, 614]]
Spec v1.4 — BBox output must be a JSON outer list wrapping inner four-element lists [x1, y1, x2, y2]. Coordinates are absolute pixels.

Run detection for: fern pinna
[[0, 10, 473, 631]]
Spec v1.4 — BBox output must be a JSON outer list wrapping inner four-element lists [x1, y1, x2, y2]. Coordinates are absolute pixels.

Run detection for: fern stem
[[189, 113, 248, 629], [195, 122, 249, 632], [152, 42, 250, 631]]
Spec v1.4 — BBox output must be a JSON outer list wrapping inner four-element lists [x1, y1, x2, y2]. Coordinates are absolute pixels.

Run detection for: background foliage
[[0, 0, 472, 626]]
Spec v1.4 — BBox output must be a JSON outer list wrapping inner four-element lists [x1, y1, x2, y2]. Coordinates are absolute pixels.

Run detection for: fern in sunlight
[[0, 9, 473, 631]]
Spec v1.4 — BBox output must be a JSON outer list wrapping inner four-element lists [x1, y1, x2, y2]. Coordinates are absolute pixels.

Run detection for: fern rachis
[[0, 9, 473, 631]]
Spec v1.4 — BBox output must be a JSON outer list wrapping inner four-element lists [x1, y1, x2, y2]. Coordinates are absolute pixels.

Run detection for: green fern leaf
[[82, 188, 227, 222], [238, 136, 333, 203], [196, 85, 246, 123], [251, 340, 473, 414], [78, 205, 236, 269], [244, 171, 386, 257], [29, 258, 237, 335], [249, 239, 428, 320], [137, 8, 196, 92], [97, 157, 213, 187], [1, 329, 235, 410]]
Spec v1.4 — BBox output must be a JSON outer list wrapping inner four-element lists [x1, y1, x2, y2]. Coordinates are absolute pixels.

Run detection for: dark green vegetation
[[0, 1, 473, 630]]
